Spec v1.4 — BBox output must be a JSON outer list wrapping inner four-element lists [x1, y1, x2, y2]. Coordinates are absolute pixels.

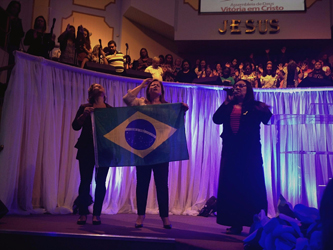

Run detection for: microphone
[[223, 88, 234, 96], [50, 18, 56, 35], [98, 39, 103, 63], [125, 43, 128, 49]]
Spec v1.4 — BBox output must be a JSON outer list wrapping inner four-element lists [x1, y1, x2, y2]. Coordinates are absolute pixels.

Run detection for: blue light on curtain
[[0, 52, 332, 217]]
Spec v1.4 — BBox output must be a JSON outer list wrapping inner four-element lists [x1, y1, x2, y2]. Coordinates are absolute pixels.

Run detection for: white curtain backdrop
[[0, 52, 332, 217]]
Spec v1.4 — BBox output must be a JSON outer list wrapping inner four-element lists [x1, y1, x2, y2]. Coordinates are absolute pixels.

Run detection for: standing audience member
[[137, 48, 152, 72], [229, 58, 239, 77], [72, 83, 112, 225], [76, 26, 92, 66], [213, 80, 272, 235], [144, 56, 163, 81], [105, 40, 125, 73], [24, 16, 55, 59], [5, 1, 24, 64], [240, 63, 257, 88], [281, 60, 301, 88], [123, 78, 189, 229], [175, 60, 197, 83], [162, 54, 176, 82], [196, 59, 207, 78], [58, 24, 76, 64], [260, 63, 277, 88]]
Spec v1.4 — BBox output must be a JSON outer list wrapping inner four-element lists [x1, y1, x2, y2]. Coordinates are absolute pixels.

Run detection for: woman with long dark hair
[[5, 1, 24, 60], [162, 54, 176, 82], [58, 24, 76, 64], [76, 26, 92, 66], [137, 48, 152, 71], [213, 80, 272, 235], [72, 83, 112, 225]]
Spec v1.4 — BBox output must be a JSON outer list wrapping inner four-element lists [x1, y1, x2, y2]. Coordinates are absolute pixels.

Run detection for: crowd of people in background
[[2, 1, 333, 88]]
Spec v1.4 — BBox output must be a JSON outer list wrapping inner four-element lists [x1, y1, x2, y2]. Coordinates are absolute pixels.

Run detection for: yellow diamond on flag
[[104, 111, 177, 158]]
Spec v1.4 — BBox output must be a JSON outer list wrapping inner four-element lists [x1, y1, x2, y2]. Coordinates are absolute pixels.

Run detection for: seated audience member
[[76, 26, 92, 66], [260, 63, 277, 88], [319, 59, 331, 75], [144, 56, 163, 81], [307, 61, 329, 80], [58, 24, 76, 64], [203, 66, 213, 78], [105, 40, 125, 73], [124, 55, 132, 69], [24, 16, 55, 59], [162, 54, 176, 82], [103, 40, 113, 56], [5, 1, 24, 63], [196, 59, 207, 78], [240, 62, 257, 88], [299, 61, 313, 80], [174, 58, 182, 75], [220, 67, 235, 86], [233, 68, 240, 82], [81, 45, 108, 68], [175, 60, 196, 83], [137, 48, 152, 72], [213, 63, 222, 77]]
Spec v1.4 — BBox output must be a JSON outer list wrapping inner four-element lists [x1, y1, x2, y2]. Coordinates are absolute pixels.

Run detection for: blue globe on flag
[[125, 119, 156, 150]]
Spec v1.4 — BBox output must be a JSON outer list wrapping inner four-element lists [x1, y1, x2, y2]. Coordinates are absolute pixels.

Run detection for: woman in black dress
[[213, 80, 272, 234], [72, 83, 112, 225]]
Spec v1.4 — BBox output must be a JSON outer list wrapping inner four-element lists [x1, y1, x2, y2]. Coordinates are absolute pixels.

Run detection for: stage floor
[[0, 213, 249, 250]]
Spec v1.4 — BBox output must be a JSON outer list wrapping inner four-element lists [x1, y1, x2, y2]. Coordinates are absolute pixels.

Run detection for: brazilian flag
[[92, 103, 189, 167]]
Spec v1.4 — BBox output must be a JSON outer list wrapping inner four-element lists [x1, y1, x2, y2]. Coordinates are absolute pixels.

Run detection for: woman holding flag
[[72, 83, 112, 225], [123, 78, 188, 229]]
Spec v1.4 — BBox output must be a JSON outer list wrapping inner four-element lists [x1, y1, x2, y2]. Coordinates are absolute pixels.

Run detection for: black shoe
[[92, 215, 101, 225], [135, 223, 143, 228], [163, 224, 172, 229], [226, 226, 242, 235], [93, 220, 101, 225], [77, 215, 87, 225]]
